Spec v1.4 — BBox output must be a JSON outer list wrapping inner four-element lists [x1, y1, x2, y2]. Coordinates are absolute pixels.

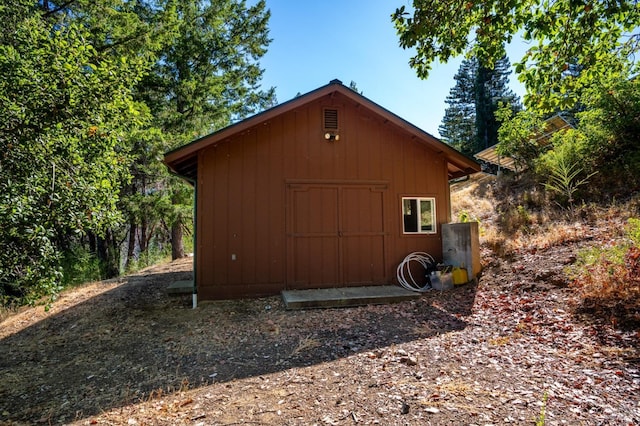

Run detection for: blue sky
[[258, 0, 527, 138]]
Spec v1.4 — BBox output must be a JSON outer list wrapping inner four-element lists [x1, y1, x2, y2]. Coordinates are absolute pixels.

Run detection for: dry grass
[[452, 172, 640, 328], [570, 245, 640, 328], [450, 174, 496, 224], [453, 173, 635, 253], [290, 335, 321, 356]]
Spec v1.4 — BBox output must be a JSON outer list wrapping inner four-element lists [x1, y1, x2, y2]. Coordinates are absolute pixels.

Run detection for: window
[[402, 197, 436, 234]]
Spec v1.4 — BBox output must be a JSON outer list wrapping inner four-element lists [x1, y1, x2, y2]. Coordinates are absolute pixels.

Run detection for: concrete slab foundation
[[281, 285, 420, 310], [167, 280, 194, 295]]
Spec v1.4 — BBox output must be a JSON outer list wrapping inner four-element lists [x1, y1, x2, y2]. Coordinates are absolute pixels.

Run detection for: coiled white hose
[[396, 252, 435, 292]]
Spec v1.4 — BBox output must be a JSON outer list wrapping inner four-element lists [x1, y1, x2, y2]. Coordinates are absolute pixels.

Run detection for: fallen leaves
[[2, 247, 640, 425]]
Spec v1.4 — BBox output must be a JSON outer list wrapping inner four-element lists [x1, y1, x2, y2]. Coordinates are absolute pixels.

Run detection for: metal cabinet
[[442, 222, 481, 281]]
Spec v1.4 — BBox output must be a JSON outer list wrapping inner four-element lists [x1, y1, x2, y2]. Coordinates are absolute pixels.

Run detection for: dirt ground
[[1, 233, 640, 425]]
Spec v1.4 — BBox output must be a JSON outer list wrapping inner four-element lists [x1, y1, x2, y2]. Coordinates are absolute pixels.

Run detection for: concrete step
[[167, 280, 194, 295], [281, 285, 420, 310]]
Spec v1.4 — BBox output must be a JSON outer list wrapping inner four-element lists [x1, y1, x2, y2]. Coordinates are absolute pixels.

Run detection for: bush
[[60, 245, 103, 287], [536, 130, 596, 208], [569, 219, 640, 327], [0, 194, 63, 307]]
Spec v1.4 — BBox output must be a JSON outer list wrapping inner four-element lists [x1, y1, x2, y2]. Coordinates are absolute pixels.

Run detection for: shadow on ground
[[0, 261, 477, 424]]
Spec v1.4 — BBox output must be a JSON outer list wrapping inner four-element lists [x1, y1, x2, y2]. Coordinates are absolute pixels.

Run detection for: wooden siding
[[196, 92, 450, 300]]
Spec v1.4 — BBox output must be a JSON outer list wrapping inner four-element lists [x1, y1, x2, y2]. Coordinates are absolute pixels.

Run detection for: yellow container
[[452, 267, 468, 285]]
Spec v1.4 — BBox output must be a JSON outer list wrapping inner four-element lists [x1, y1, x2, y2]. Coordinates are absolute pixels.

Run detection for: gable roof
[[164, 79, 481, 181]]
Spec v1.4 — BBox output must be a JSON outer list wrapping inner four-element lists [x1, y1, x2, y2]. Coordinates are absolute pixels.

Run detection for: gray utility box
[[442, 222, 481, 280]]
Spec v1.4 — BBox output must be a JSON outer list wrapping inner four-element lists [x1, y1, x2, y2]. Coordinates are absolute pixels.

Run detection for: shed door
[[286, 182, 387, 289]]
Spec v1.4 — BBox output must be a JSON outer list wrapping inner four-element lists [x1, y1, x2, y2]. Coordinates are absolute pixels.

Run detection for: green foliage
[[0, 216, 63, 307], [496, 107, 546, 171], [627, 218, 640, 247], [125, 242, 171, 274], [129, 0, 275, 264], [457, 211, 485, 236], [538, 74, 638, 200], [457, 210, 475, 223], [393, 0, 640, 112], [0, 0, 275, 307], [497, 69, 639, 205], [569, 219, 640, 277], [140, 0, 275, 139], [537, 131, 596, 208], [440, 56, 521, 156], [60, 245, 102, 287], [439, 58, 477, 154], [536, 392, 548, 426], [576, 76, 640, 192], [572, 245, 628, 278], [0, 1, 152, 306], [475, 58, 521, 152]]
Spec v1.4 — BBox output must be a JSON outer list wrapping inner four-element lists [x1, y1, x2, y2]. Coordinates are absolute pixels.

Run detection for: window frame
[[401, 196, 437, 235]]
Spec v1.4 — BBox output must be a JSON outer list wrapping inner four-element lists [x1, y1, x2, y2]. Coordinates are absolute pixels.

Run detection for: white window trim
[[402, 197, 437, 234]]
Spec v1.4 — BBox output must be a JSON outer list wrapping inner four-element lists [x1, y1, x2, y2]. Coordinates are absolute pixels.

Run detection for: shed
[[164, 79, 480, 301]]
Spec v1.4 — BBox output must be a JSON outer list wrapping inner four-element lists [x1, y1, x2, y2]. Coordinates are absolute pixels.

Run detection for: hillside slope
[[0, 173, 638, 425], [452, 172, 640, 328]]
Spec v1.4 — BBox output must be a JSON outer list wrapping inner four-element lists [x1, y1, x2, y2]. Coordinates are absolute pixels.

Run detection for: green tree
[[393, 0, 640, 111], [497, 70, 639, 200], [439, 58, 477, 155], [130, 0, 276, 262], [0, 0, 153, 305], [440, 55, 520, 156], [475, 56, 521, 151], [496, 107, 546, 172], [551, 73, 640, 196], [140, 0, 275, 137]]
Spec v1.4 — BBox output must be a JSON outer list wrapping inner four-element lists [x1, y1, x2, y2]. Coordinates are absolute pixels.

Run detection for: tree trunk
[[140, 216, 147, 256], [96, 230, 119, 278], [171, 186, 186, 260], [171, 222, 185, 260], [125, 221, 137, 270]]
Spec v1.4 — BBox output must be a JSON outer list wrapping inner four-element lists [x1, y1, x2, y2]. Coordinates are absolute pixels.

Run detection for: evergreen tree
[[439, 58, 477, 156], [475, 56, 521, 152], [439, 55, 520, 156], [127, 0, 276, 263]]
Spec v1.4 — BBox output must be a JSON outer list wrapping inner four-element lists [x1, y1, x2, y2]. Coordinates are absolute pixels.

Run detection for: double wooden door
[[286, 182, 388, 289]]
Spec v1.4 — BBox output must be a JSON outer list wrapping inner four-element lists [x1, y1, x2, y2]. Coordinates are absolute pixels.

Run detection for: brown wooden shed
[[164, 79, 480, 301]]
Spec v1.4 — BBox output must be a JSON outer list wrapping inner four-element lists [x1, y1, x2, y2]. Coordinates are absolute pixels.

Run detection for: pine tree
[[475, 56, 521, 152], [439, 55, 521, 156], [439, 58, 477, 156], [129, 0, 276, 262]]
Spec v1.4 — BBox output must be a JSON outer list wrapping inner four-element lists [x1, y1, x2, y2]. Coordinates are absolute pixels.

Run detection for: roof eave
[[164, 80, 481, 179]]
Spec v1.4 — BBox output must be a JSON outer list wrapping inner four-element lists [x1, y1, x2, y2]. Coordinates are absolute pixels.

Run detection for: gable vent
[[323, 108, 339, 130]]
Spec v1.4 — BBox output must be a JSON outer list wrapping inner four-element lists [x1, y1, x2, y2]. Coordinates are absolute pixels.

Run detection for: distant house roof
[[474, 114, 574, 172], [165, 79, 480, 181]]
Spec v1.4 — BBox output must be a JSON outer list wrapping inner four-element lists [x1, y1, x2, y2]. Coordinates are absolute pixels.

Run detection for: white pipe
[[396, 252, 435, 292]]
